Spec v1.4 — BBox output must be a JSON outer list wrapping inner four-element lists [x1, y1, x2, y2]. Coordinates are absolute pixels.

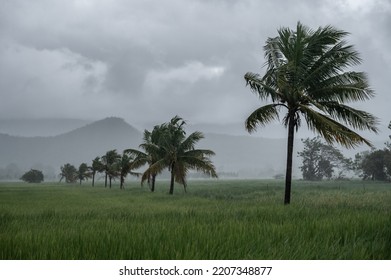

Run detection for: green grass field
[[1, 179, 390, 260]]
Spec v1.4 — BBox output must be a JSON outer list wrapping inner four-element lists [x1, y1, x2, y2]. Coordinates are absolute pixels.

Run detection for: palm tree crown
[[244, 22, 378, 204]]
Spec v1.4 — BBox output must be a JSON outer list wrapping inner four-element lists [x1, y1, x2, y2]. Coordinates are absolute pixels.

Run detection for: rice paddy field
[[1, 179, 390, 260]]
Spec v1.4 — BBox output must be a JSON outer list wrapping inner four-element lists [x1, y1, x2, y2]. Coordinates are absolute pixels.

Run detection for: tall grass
[[0, 180, 390, 259]]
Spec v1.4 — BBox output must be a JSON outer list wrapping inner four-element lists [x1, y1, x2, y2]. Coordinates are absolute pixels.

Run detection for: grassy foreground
[[1, 179, 390, 260]]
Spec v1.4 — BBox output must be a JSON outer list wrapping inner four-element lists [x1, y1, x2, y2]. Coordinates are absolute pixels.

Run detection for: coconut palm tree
[[101, 149, 121, 188], [90, 156, 103, 187], [125, 126, 166, 192], [143, 116, 218, 194], [115, 152, 140, 189], [76, 163, 91, 185], [59, 163, 77, 183], [244, 22, 378, 204]]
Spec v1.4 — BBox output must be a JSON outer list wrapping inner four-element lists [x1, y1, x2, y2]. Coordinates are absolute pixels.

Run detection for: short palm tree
[[59, 163, 77, 183], [125, 126, 165, 192], [116, 152, 140, 189], [101, 149, 121, 188], [244, 22, 378, 204], [90, 156, 103, 187], [143, 116, 218, 194], [76, 163, 91, 185]]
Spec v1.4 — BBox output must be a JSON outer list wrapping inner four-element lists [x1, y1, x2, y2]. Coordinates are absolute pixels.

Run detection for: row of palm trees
[[59, 116, 218, 194]]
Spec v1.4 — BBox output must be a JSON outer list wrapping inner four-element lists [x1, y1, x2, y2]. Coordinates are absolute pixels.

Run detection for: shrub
[[20, 169, 44, 183]]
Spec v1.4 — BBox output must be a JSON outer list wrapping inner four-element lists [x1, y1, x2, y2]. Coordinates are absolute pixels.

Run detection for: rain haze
[[0, 0, 390, 178]]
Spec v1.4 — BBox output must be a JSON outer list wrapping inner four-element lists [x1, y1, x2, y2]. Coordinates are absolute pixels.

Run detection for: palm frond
[[245, 103, 281, 133], [319, 102, 379, 133], [244, 72, 282, 102], [308, 71, 374, 102], [179, 131, 204, 152], [141, 159, 167, 185], [300, 105, 372, 148], [183, 156, 218, 178]]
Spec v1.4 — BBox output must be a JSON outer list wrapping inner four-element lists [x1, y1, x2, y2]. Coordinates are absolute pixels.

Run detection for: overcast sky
[[0, 0, 390, 138]]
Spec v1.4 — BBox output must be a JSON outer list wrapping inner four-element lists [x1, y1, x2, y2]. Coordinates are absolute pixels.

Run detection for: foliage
[[354, 121, 391, 181], [354, 149, 391, 181], [101, 150, 121, 188], [114, 152, 140, 189], [59, 163, 77, 183], [1, 180, 391, 259], [141, 116, 218, 194], [298, 137, 352, 180], [76, 163, 91, 185], [125, 126, 167, 192], [20, 169, 44, 183], [90, 157, 104, 187], [244, 22, 378, 204]]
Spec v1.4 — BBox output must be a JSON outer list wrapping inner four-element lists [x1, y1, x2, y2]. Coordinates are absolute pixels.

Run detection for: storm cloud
[[0, 0, 390, 137]]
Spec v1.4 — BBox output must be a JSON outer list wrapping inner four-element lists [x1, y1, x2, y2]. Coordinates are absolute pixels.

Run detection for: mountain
[[1, 117, 373, 180], [0, 117, 142, 172]]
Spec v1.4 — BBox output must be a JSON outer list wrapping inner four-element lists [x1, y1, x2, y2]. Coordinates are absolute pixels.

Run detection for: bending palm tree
[[101, 149, 121, 188], [125, 126, 165, 192], [244, 22, 378, 204], [116, 152, 140, 189], [76, 163, 91, 185], [91, 156, 103, 187], [143, 116, 218, 194]]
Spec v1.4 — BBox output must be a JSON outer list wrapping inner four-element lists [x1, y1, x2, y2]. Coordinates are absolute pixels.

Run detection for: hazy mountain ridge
[[0, 117, 301, 178], [0, 117, 142, 170], [1, 117, 377, 179]]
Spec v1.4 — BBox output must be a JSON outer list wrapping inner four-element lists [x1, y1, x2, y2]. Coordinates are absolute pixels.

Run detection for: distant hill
[[1, 116, 376, 180], [0, 117, 143, 171]]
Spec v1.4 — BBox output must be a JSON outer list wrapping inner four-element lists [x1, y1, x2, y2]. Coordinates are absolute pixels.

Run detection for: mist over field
[[0, 117, 303, 179], [1, 116, 385, 182]]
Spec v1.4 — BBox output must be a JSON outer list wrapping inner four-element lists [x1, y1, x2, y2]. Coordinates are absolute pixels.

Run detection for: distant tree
[[142, 116, 218, 194], [298, 137, 351, 180], [20, 169, 44, 183], [91, 157, 104, 187], [59, 163, 77, 183], [76, 163, 91, 185], [354, 149, 389, 181], [101, 150, 121, 188], [115, 152, 140, 189]]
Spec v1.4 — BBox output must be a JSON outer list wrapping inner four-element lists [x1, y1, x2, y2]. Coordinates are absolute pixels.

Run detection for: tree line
[[56, 116, 218, 194], [298, 121, 391, 181]]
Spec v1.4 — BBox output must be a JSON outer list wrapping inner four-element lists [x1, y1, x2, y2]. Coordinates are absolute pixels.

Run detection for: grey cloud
[[0, 0, 390, 140]]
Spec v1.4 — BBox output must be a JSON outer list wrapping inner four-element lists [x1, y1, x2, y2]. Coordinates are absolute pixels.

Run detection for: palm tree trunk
[[120, 175, 124, 189], [92, 172, 95, 187], [169, 163, 175, 195], [105, 172, 108, 187], [284, 113, 295, 205], [151, 174, 156, 192]]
